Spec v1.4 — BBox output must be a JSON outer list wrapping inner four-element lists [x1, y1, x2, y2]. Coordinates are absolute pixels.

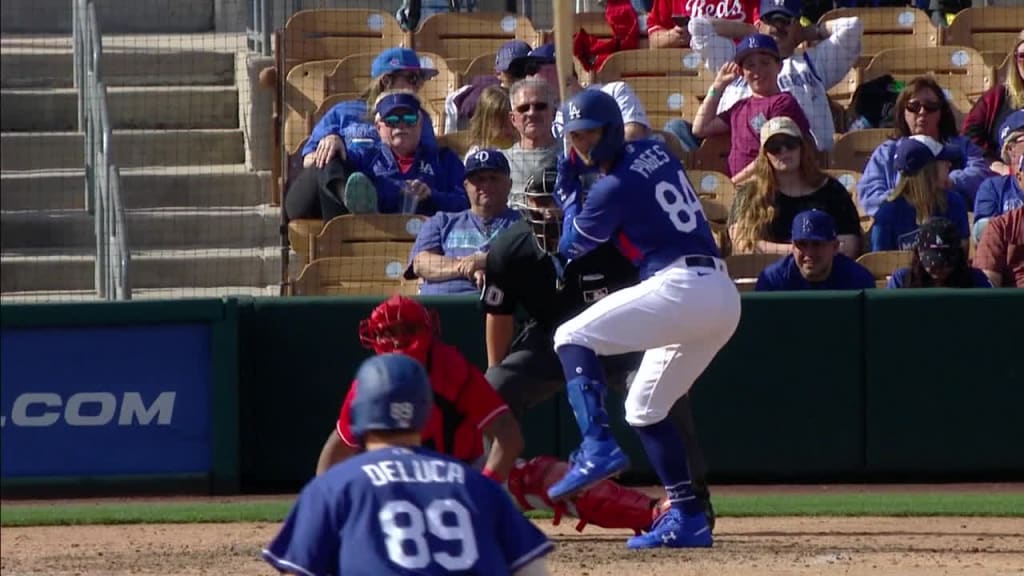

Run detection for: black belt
[[683, 255, 720, 270]]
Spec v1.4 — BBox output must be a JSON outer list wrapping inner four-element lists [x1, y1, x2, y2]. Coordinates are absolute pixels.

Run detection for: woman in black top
[[728, 116, 862, 258]]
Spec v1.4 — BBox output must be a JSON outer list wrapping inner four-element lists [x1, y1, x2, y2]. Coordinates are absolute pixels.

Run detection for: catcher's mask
[[358, 295, 440, 364], [513, 164, 563, 252]]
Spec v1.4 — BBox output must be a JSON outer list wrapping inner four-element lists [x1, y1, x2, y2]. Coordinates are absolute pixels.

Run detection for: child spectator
[[886, 217, 991, 288], [974, 207, 1024, 288], [973, 111, 1024, 241], [869, 135, 971, 252], [692, 33, 810, 180], [755, 210, 875, 291], [728, 117, 862, 257], [464, 86, 518, 161]]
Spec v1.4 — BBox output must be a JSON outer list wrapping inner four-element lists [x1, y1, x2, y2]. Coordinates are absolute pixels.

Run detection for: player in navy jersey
[[546, 90, 742, 549], [263, 354, 554, 576]]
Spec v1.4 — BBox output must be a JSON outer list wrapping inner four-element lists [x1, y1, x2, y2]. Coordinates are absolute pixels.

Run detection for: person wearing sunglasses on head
[[504, 78, 560, 208], [688, 0, 863, 153], [858, 76, 993, 218], [729, 117, 863, 258], [963, 30, 1024, 176], [340, 90, 469, 217]]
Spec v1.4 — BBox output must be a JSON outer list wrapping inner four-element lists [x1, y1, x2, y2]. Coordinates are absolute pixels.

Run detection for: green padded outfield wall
[[863, 289, 1024, 475]]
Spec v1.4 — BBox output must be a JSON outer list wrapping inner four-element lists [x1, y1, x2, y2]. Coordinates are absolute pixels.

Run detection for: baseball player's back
[[265, 446, 552, 576]]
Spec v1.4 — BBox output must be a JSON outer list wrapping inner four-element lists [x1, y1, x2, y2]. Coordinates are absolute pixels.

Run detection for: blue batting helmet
[[563, 89, 624, 165], [348, 353, 433, 441]]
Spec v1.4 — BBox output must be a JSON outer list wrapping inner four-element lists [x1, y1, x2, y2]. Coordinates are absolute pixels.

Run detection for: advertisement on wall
[[0, 324, 211, 478]]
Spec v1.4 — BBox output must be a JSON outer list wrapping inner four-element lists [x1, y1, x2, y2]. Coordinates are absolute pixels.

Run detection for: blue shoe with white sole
[[626, 507, 713, 549], [546, 439, 629, 501]]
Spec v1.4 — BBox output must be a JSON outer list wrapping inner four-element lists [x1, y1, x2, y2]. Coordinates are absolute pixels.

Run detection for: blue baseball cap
[[464, 148, 511, 177], [374, 92, 422, 118], [893, 135, 962, 175], [528, 43, 556, 63], [760, 0, 801, 19], [370, 47, 439, 80], [998, 109, 1024, 151], [791, 210, 836, 242], [495, 40, 532, 72], [734, 33, 781, 64]]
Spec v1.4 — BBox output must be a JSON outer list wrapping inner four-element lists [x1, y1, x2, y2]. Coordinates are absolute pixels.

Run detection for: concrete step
[[1, 86, 239, 131], [0, 129, 244, 170], [1, 166, 267, 211], [0, 50, 235, 89], [0, 206, 280, 250], [1, 247, 283, 292], [2, 0, 214, 34], [0, 285, 281, 303]]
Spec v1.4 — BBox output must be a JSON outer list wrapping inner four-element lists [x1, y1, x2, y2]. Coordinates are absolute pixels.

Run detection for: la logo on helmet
[[569, 103, 581, 120]]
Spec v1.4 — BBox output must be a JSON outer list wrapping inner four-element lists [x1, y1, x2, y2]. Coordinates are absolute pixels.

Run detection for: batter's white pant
[[553, 257, 741, 427]]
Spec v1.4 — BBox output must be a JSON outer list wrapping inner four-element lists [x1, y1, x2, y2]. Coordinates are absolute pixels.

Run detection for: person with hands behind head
[[869, 135, 971, 252], [405, 149, 521, 295], [315, 296, 524, 488], [886, 217, 991, 289], [692, 33, 810, 181], [755, 209, 875, 291], [267, 353, 552, 576]]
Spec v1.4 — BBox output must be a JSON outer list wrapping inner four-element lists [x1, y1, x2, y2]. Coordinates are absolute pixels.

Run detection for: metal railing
[[73, 0, 132, 300]]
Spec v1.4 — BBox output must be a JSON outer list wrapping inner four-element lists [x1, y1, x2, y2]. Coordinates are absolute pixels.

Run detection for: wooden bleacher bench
[[856, 250, 912, 287]]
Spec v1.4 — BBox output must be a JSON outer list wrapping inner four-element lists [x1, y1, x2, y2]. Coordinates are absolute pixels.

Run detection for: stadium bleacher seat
[[462, 51, 499, 84], [945, 7, 1024, 71], [629, 75, 712, 133], [412, 13, 543, 77], [593, 48, 704, 83], [862, 46, 992, 104], [819, 7, 939, 70], [691, 135, 731, 175], [856, 250, 912, 287], [310, 214, 425, 261], [726, 253, 780, 292], [288, 219, 325, 268], [830, 129, 889, 172], [280, 10, 408, 78], [291, 256, 417, 296], [688, 170, 735, 224]]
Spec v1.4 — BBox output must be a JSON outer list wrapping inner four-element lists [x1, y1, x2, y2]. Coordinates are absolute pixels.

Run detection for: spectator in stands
[[728, 117, 863, 256], [974, 207, 1024, 288], [445, 40, 532, 134], [692, 33, 811, 180], [344, 91, 469, 216], [688, 0, 863, 152], [513, 44, 651, 141], [973, 111, 1024, 241], [464, 86, 518, 160], [755, 210, 875, 291], [859, 77, 992, 216], [963, 32, 1024, 174], [405, 149, 520, 295], [646, 0, 760, 49], [886, 217, 991, 288], [868, 135, 970, 252], [504, 78, 560, 207]]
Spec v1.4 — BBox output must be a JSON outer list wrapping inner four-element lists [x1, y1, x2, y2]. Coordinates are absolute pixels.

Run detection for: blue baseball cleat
[[626, 507, 713, 549], [546, 439, 629, 501]]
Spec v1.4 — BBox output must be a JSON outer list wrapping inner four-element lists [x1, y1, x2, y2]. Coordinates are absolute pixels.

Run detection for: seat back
[[436, 130, 475, 160], [413, 13, 542, 77], [824, 168, 864, 212], [292, 256, 413, 296], [725, 253, 780, 292], [594, 48, 704, 83], [288, 219, 326, 268], [312, 214, 427, 261], [856, 250, 912, 287], [830, 129, 889, 172], [690, 134, 731, 174], [819, 7, 939, 69], [462, 51, 499, 82], [945, 7, 1024, 55], [688, 170, 736, 224], [862, 46, 992, 103], [281, 10, 408, 78], [283, 56, 374, 155], [625, 73, 711, 128]]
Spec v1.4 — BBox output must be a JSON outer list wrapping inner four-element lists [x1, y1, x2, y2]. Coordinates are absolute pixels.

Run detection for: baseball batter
[[263, 353, 554, 576], [547, 90, 742, 549]]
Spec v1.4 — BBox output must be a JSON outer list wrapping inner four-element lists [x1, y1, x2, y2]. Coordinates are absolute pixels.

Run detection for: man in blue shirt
[[756, 210, 875, 291], [405, 149, 520, 295], [973, 111, 1024, 241], [262, 353, 553, 576]]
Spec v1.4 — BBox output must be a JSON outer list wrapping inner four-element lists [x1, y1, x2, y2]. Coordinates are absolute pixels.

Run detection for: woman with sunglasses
[[858, 76, 992, 217], [729, 117, 862, 257], [886, 217, 990, 289], [963, 31, 1024, 176]]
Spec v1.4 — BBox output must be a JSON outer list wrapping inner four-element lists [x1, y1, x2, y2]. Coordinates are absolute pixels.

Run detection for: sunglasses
[[382, 113, 420, 128], [515, 102, 549, 114], [764, 134, 802, 154], [388, 71, 423, 86], [1016, 52, 1024, 61], [906, 100, 941, 114]]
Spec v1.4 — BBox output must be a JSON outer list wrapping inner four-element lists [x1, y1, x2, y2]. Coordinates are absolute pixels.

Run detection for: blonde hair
[[730, 136, 827, 253], [468, 86, 516, 150], [888, 163, 948, 225], [1006, 38, 1024, 111]]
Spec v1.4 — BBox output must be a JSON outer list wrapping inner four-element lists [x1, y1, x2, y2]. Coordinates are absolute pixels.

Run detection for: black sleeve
[[821, 178, 863, 237], [482, 244, 519, 316]]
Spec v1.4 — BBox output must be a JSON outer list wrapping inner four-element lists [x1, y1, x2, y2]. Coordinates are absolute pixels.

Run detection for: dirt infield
[[2, 517, 1023, 576]]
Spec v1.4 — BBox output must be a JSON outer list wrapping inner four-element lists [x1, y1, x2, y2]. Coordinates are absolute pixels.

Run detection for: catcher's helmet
[[512, 162, 562, 252], [563, 89, 624, 165], [349, 353, 433, 441], [359, 295, 439, 361]]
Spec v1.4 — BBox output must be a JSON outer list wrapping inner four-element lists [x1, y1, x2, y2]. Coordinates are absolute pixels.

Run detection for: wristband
[[482, 467, 506, 483], [707, 87, 719, 98]]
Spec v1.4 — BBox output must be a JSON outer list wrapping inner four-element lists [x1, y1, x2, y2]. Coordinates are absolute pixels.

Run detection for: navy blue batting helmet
[[563, 89, 624, 165], [349, 353, 433, 441]]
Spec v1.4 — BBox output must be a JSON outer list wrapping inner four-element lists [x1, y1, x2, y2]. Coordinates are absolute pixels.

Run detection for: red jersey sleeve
[[434, 343, 510, 431], [646, 0, 677, 34], [335, 383, 359, 448]]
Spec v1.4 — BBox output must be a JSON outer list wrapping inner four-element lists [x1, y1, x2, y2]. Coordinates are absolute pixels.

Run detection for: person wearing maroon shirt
[[974, 207, 1024, 288], [647, 0, 760, 48], [315, 295, 523, 483]]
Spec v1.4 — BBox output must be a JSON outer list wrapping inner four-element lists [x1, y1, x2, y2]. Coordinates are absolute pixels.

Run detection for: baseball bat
[[551, 0, 575, 105]]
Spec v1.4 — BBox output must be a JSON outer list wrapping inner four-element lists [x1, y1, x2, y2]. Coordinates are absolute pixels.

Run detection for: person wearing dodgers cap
[[887, 217, 991, 289], [405, 148, 520, 295], [869, 134, 972, 252], [755, 209, 875, 291], [971, 110, 1024, 241]]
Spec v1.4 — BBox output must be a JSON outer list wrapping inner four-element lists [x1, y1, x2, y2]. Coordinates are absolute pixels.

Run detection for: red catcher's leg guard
[[506, 456, 659, 534]]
